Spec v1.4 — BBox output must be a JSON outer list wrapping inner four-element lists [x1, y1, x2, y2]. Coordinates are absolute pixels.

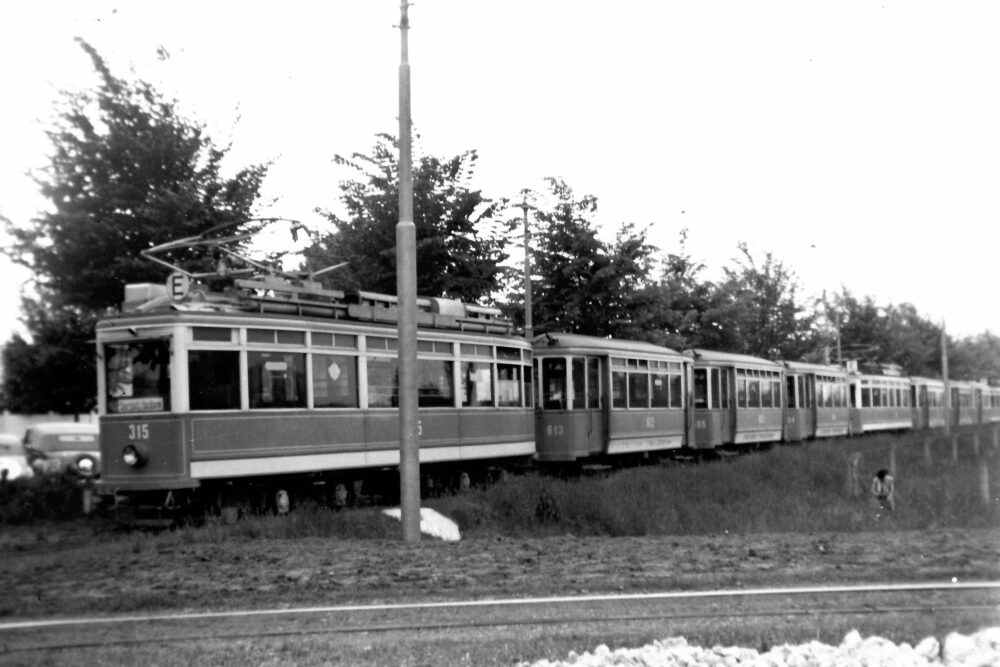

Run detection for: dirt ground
[[1, 524, 998, 620]]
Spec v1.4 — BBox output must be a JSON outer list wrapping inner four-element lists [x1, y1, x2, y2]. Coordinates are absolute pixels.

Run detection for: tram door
[[571, 356, 606, 455]]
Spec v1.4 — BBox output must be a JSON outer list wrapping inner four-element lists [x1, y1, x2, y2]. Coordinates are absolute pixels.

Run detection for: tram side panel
[[97, 314, 535, 497], [533, 334, 690, 462]]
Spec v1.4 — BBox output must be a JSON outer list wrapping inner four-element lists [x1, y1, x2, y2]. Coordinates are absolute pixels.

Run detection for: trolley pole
[[396, 0, 421, 542], [518, 194, 534, 341]]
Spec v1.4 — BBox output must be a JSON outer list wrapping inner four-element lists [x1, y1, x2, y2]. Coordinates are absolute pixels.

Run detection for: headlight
[[75, 455, 98, 477], [122, 443, 148, 468]]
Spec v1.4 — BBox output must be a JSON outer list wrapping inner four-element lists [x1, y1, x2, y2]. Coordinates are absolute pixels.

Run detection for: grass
[[433, 426, 1000, 537], [3, 426, 998, 540]]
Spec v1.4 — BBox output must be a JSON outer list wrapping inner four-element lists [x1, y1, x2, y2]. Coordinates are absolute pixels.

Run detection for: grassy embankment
[[2, 426, 998, 540]]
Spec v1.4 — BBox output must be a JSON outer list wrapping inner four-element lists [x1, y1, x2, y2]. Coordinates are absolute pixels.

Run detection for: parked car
[[0, 433, 34, 481], [23, 423, 100, 478]]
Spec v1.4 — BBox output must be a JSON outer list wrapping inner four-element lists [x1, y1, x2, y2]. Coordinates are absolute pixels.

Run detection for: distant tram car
[[782, 361, 849, 441], [684, 350, 784, 449], [910, 377, 949, 430], [532, 334, 692, 463], [846, 367, 913, 434], [95, 275, 534, 516], [978, 383, 1000, 424]]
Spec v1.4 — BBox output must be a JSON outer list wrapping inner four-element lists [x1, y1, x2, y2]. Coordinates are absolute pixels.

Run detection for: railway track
[[3, 583, 998, 658]]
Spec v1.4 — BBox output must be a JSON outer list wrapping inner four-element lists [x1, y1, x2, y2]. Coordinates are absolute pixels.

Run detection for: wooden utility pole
[[396, 0, 420, 542]]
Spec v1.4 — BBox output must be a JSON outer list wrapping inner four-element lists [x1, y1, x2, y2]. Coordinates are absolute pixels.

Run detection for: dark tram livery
[[531, 333, 692, 463], [96, 278, 533, 513]]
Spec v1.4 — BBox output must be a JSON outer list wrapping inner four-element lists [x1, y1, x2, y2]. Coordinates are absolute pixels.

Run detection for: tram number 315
[[128, 423, 150, 440]]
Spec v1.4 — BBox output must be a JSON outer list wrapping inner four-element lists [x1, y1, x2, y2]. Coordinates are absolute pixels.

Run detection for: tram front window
[[693, 369, 708, 409], [541, 358, 567, 410], [105, 340, 171, 413]]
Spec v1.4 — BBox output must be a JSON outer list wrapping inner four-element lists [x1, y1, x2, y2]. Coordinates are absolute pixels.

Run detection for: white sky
[[1, 1, 998, 343]]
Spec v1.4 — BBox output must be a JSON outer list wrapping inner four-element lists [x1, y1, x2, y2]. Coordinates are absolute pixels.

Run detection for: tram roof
[[683, 349, 783, 369], [532, 333, 683, 359]]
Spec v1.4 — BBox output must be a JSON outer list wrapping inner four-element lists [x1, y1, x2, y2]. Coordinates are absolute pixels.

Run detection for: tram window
[[189, 350, 239, 411], [587, 358, 600, 409], [497, 364, 521, 407], [368, 336, 398, 352], [193, 327, 233, 342], [628, 373, 649, 408], [313, 333, 358, 349], [651, 374, 668, 407], [420, 359, 455, 407], [737, 375, 747, 408], [542, 358, 567, 410], [524, 365, 533, 409], [247, 329, 305, 346], [748, 380, 760, 408], [498, 346, 521, 361], [861, 386, 871, 408], [720, 369, 730, 408], [277, 330, 306, 345], [105, 340, 171, 413], [669, 373, 683, 408], [249, 352, 306, 408], [708, 369, 719, 409], [786, 376, 796, 408], [693, 369, 708, 409], [312, 354, 358, 408], [367, 357, 399, 407], [571, 357, 585, 409], [611, 371, 627, 409], [461, 361, 493, 407], [760, 378, 772, 408]]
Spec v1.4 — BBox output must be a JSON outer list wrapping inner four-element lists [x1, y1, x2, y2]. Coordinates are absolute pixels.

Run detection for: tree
[[1, 40, 267, 414], [527, 178, 662, 339], [705, 243, 814, 359], [304, 134, 513, 303], [0, 300, 97, 415], [4, 39, 267, 313], [951, 331, 1000, 382]]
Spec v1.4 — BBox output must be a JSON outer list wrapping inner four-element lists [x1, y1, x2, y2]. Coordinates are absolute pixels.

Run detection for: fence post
[[973, 430, 981, 457], [847, 452, 862, 498], [952, 434, 960, 463], [993, 425, 999, 450], [924, 435, 933, 465], [979, 457, 991, 508], [889, 441, 897, 479]]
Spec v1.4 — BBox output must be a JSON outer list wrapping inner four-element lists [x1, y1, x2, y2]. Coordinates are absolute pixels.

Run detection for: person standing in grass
[[871, 469, 895, 513]]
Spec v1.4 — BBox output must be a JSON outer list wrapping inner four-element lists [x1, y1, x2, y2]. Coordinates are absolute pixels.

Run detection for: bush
[[0, 475, 88, 524]]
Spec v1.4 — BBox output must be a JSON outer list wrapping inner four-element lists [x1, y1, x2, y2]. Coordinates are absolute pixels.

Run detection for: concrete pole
[[396, 0, 420, 542], [518, 195, 534, 341], [942, 322, 951, 438]]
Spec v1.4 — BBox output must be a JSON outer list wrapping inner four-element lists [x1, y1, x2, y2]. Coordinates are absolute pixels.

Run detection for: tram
[[684, 349, 785, 449], [94, 223, 533, 515], [782, 361, 849, 441], [531, 333, 692, 463]]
